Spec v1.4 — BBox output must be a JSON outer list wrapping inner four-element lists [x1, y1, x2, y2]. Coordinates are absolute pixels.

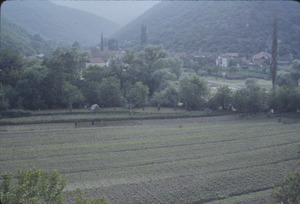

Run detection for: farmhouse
[[192, 51, 212, 59], [251, 51, 271, 65], [23, 53, 44, 62], [85, 57, 109, 68], [216, 53, 238, 68], [171, 52, 186, 59], [278, 60, 291, 65], [86, 49, 126, 69]]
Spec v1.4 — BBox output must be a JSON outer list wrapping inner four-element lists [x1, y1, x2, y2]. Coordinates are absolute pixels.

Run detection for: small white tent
[[90, 104, 101, 112]]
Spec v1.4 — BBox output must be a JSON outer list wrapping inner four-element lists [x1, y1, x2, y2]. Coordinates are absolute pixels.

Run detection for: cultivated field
[[1, 115, 299, 203]]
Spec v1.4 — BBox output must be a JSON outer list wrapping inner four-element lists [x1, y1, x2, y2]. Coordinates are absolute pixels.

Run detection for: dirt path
[[76, 115, 240, 127], [0, 115, 239, 132]]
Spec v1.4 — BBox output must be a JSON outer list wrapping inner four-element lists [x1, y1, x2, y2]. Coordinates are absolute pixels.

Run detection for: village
[[23, 45, 292, 73]]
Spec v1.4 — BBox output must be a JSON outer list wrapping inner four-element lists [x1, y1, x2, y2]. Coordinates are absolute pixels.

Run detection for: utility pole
[[270, 9, 278, 91], [100, 32, 104, 51]]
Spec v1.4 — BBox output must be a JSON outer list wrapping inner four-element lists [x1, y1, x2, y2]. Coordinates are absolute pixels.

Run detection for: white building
[[216, 53, 238, 68]]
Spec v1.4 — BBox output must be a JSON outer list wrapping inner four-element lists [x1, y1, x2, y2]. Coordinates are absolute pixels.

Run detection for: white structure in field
[[90, 104, 101, 112]]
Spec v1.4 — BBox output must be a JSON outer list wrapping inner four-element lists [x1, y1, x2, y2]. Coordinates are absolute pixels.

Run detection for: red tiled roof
[[252, 52, 271, 60], [88, 57, 105, 63], [220, 53, 238, 58]]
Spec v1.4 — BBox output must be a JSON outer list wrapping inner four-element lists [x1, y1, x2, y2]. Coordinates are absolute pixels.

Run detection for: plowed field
[[1, 116, 299, 203]]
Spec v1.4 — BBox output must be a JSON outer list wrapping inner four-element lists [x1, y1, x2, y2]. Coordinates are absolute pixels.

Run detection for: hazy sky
[[50, 0, 159, 26]]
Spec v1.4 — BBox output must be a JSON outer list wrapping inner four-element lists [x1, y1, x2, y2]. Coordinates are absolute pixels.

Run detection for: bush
[[268, 86, 300, 113], [0, 169, 66, 204], [0, 168, 108, 204], [179, 76, 210, 111], [126, 82, 149, 108], [209, 85, 232, 110], [232, 85, 267, 113], [271, 169, 300, 204], [151, 85, 179, 109], [270, 144, 300, 204]]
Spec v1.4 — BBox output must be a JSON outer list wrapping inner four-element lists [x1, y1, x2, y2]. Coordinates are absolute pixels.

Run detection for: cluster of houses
[[215, 52, 273, 68], [215, 51, 279, 68], [215, 51, 291, 68], [172, 50, 291, 69], [23, 49, 124, 69], [23, 49, 291, 70]]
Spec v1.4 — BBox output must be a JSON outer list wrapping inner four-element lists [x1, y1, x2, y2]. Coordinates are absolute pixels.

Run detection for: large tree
[[179, 76, 210, 111], [14, 69, 44, 110], [0, 48, 24, 87], [108, 54, 127, 92], [62, 82, 84, 111], [209, 85, 232, 111], [98, 77, 123, 108], [232, 84, 267, 113], [40, 59, 64, 108], [122, 49, 141, 86], [167, 57, 183, 80], [151, 85, 179, 109], [82, 65, 107, 83], [139, 45, 169, 96], [126, 81, 149, 108]]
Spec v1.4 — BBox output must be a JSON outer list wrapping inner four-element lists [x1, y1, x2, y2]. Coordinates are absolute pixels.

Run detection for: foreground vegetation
[[0, 168, 108, 204], [1, 115, 299, 203], [271, 169, 300, 204]]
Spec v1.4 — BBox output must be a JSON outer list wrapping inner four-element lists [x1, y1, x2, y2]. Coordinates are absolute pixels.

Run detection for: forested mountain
[[115, 1, 300, 58], [1, 14, 56, 56], [1, 0, 121, 47]]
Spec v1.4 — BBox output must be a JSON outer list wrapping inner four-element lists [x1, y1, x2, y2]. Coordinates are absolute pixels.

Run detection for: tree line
[[0, 45, 300, 114]]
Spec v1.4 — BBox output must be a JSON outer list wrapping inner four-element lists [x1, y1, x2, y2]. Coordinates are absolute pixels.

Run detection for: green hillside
[[115, 1, 300, 58], [1, 0, 121, 46], [0, 14, 55, 56]]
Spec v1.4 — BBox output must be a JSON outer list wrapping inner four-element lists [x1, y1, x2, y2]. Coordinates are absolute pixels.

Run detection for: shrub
[[0, 168, 108, 204], [267, 86, 300, 113], [271, 169, 300, 204]]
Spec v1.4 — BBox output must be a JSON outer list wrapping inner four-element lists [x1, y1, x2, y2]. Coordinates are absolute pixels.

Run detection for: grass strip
[[0, 111, 233, 126]]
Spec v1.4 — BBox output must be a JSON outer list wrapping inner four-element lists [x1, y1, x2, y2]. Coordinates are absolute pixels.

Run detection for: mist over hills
[[1, 14, 56, 56], [2, 0, 300, 60], [115, 1, 300, 59], [1, 0, 121, 48]]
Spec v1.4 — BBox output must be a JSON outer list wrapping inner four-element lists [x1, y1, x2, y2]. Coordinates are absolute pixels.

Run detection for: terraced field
[[1, 116, 299, 203]]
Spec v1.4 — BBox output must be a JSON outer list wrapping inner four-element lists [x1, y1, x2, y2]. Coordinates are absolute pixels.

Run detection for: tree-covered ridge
[[1, 0, 121, 46], [115, 1, 300, 58], [0, 14, 55, 56]]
